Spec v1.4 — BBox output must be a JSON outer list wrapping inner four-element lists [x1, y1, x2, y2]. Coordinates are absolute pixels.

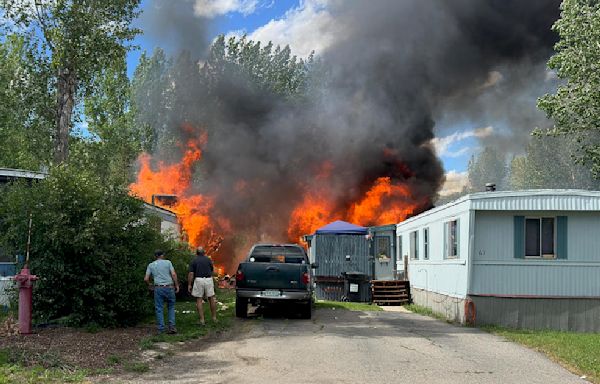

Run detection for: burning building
[[131, 0, 561, 273]]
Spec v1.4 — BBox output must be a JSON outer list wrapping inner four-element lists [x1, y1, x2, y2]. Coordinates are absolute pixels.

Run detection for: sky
[[127, 0, 541, 196]]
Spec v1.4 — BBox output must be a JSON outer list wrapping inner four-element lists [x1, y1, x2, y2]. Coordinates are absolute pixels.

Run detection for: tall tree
[[0, 35, 53, 169], [467, 146, 507, 192], [510, 135, 600, 190], [537, 0, 600, 176], [2, 0, 141, 164], [131, 35, 315, 153]]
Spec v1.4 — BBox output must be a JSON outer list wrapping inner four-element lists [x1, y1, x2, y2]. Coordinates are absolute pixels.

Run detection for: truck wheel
[[236, 296, 248, 318], [299, 302, 312, 319]]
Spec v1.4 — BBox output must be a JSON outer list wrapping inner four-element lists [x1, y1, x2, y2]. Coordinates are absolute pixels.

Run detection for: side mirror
[[311, 262, 319, 269]]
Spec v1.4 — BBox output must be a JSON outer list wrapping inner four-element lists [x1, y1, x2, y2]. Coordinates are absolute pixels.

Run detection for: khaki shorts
[[192, 277, 215, 298]]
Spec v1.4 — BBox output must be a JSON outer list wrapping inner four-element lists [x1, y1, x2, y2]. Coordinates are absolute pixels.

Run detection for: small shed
[[306, 221, 369, 301], [396, 189, 600, 332]]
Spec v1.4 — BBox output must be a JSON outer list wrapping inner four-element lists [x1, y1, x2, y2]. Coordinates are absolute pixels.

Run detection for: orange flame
[[129, 130, 215, 248], [348, 176, 417, 226], [287, 164, 424, 240]]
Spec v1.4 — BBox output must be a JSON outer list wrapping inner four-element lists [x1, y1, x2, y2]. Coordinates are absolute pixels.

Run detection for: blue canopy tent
[[315, 220, 367, 235]]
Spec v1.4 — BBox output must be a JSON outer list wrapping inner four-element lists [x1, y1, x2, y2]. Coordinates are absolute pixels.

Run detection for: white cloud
[[431, 126, 493, 158], [194, 0, 259, 18], [439, 170, 468, 196], [244, 0, 338, 57]]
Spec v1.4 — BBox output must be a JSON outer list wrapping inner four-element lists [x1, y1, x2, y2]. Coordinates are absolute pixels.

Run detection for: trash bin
[[343, 272, 371, 302]]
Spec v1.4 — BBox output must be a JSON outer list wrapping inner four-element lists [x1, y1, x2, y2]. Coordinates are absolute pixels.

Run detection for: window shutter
[[514, 216, 525, 259], [556, 216, 568, 259]]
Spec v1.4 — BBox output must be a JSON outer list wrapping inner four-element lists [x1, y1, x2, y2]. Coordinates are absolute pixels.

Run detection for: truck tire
[[299, 301, 312, 319], [236, 296, 248, 318]]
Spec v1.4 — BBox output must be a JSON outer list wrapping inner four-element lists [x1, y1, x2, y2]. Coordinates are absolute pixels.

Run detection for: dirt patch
[[0, 316, 154, 370]]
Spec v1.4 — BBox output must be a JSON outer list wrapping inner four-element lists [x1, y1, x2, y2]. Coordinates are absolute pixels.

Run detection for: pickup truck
[[235, 244, 317, 319]]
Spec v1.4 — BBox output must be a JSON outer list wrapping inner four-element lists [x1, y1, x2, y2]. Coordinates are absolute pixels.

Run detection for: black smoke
[[138, 0, 560, 267]]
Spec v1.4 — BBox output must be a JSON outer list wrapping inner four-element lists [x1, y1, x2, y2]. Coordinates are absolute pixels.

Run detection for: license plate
[[262, 290, 281, 297]]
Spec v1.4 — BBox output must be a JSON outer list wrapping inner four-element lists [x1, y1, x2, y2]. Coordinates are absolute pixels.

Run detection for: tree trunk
[[54, 68, 76, 164]]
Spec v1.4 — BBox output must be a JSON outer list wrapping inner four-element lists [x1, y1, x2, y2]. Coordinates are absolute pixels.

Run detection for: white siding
[[397, 200, 471, 299]]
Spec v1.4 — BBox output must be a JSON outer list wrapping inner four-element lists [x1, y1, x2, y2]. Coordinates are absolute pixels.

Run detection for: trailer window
[[525, 217, 555, 258], [409, 231, 419, 260], [444, 220, 459, 259]]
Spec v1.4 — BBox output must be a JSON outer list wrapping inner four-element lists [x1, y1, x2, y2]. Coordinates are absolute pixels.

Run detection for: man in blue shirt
[[144, 250, 180, 334]]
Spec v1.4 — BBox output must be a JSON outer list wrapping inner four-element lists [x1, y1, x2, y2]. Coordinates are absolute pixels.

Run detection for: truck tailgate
[[238, 262, 308, 290]]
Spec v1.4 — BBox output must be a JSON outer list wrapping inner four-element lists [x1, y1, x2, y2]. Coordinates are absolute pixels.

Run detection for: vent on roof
[[485, 183, 496, 192]]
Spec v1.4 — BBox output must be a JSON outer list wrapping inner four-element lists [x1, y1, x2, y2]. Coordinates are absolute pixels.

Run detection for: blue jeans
[[154, 287, 176, 331]]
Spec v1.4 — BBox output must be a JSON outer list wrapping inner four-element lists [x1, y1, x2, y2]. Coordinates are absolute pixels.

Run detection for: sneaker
[[167, 327, 177, 334]]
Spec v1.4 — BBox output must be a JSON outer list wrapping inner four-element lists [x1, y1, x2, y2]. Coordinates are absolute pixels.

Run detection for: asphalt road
[[122, 308, 586, 384]]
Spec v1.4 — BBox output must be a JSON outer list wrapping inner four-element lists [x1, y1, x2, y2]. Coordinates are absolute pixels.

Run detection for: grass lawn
[[140, 287, 236, 347], [404, 303, 452, 322], [0, 288, 237, 383], [484, 326, 600, 384], [315, 300, 383, 311], [0, 349, 89, 384]]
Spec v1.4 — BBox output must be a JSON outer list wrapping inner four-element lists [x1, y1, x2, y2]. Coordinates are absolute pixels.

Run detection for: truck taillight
[[236, 270, 244, 282], [301, 272, 310, 285]]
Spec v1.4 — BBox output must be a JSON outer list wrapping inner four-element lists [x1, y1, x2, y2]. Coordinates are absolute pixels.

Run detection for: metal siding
[[473, 211, 600, 296], [398, 208, 471, 299], [471, 296, 600, 332], [471, 263, 600, 296], [513, 216, 524, 258], [314, 234, 370, 277], [471, 192, 600, 211]]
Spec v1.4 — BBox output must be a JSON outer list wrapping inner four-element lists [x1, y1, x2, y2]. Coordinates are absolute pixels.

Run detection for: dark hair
[[154, 250, 165, 258], [196, 247, 205, 256]]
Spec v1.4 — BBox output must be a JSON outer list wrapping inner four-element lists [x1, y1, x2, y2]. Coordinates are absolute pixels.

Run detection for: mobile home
[[396, 189, 600, 332]]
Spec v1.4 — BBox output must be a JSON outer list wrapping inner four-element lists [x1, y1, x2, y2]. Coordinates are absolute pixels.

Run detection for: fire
[[130, 128, 428, 272], [287, 161, 339, 241], [349, 177, 416, 226], [288, 193, 338, 242], [129, 129, 215, 248], [287, 164, 425, 240]]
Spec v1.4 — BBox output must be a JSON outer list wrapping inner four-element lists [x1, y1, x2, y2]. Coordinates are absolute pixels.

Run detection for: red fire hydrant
[[13, 267, 38, 334]]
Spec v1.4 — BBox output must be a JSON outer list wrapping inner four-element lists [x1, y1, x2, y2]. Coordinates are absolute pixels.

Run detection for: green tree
[[2, 0, 141, 164], [204, 34, 313, 99], [131, 36, 314, 153], [509, 135, 600, 190], [0, 166, 164, 327], [467, 146, 507, 192], [537, 0, 600, 176], [130, 48, 171, 153], [75, 54, 144, 185], [0, 35, 53, 169]]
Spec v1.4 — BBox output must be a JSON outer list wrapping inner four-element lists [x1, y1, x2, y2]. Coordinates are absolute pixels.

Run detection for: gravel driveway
[[116, 308, 585, 384]]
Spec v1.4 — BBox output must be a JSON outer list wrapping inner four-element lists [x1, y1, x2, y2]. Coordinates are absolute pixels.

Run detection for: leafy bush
[[0, 166, 165, 327], [160, 239, 194, 294]]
